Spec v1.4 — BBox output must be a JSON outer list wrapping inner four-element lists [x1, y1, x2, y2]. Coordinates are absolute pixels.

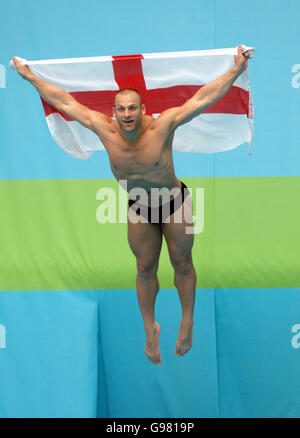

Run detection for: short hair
[[114, 88, 142, 106]]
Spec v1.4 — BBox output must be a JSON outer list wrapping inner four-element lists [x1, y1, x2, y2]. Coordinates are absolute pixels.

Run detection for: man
[[13, 46, 251, 365]]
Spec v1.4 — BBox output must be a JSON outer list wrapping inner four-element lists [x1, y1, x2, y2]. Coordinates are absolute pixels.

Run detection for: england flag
[[11, 47, 254, 159]]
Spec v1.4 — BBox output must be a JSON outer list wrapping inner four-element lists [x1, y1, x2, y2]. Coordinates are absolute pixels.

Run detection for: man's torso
[[95, 115, 180, 195]]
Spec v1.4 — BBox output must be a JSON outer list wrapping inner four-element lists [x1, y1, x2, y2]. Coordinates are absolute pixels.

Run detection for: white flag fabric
[[11, 48, 254, 159]]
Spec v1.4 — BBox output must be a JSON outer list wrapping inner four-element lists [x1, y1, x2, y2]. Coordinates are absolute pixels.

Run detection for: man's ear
[[141, 104, 146, 115], [112, 106, 116, 117]]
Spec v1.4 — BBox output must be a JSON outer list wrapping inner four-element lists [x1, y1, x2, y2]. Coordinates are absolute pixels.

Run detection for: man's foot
[[144, 322, 162, 365], [175, 319, 194, 356]]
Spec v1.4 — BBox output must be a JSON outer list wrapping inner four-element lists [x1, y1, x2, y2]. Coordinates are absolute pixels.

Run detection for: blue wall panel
[[214, 288, 300, 418], [0, 289, 218, 418]]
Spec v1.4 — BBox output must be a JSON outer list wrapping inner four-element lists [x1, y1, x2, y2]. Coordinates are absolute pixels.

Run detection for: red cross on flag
[[11, 48, 254, 159]]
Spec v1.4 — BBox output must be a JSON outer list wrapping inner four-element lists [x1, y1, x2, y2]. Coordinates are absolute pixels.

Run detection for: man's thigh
[[127, 208, 163, 264], [161, 195, 194, 263]]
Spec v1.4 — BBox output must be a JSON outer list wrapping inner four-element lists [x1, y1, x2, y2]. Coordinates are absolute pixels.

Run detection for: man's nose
[[124, 109, 131, 118]]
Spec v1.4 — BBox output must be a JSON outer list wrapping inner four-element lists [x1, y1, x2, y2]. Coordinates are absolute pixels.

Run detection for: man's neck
[[121, 125, 142, 143]]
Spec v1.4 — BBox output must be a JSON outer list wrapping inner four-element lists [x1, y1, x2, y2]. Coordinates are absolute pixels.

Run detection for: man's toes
[[146, 351, 162, 365], [155, 353, 162, 363], [175, 345, 190, 356], [153, 355, 162, 365]]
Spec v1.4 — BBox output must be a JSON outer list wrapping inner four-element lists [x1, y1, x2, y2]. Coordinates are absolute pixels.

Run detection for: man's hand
[[234, 45, 252, 75], [12, 57, 35, 81]]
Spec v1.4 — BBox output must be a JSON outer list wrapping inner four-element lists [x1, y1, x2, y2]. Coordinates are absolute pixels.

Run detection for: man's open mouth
[[124, 120, 134, 124]]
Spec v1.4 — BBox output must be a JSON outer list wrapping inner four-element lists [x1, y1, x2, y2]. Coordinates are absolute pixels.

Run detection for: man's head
[[113, 88, 145, 133]]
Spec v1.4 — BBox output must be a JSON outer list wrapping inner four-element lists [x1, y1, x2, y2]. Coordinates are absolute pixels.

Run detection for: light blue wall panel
[[0, 289, 218, 418], [214, 288, 300, 418]]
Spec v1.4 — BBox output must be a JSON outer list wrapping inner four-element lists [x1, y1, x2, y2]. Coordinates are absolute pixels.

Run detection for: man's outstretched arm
[[12, 57, 111, 134], [159, 45, 252, 131]]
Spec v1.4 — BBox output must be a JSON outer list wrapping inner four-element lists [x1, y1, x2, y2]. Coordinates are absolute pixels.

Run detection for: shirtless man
[[13, 45, 251, 365]]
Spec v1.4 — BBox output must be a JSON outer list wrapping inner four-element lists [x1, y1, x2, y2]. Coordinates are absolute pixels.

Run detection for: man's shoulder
[[140, 115, 155, 131], [150, 108, 179, 133]]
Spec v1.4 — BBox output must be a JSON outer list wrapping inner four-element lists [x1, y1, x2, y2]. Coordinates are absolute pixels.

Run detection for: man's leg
[[128, 208, 163, 364], [162, 196, 196, 356]]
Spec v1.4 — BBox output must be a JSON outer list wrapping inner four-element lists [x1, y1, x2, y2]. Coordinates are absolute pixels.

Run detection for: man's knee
[[137, 257, 159, 278], [172, 254, 194, 276]]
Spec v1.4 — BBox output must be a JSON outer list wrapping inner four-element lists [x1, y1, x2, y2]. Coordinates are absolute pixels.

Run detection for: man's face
[[113, 91, 145, 133]]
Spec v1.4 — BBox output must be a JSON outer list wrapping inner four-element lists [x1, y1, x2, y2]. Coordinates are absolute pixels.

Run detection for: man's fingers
[[13, 57, 20, 68]]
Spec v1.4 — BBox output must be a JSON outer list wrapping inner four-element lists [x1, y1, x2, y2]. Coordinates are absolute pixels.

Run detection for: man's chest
[[105, 132, 172, 176]]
